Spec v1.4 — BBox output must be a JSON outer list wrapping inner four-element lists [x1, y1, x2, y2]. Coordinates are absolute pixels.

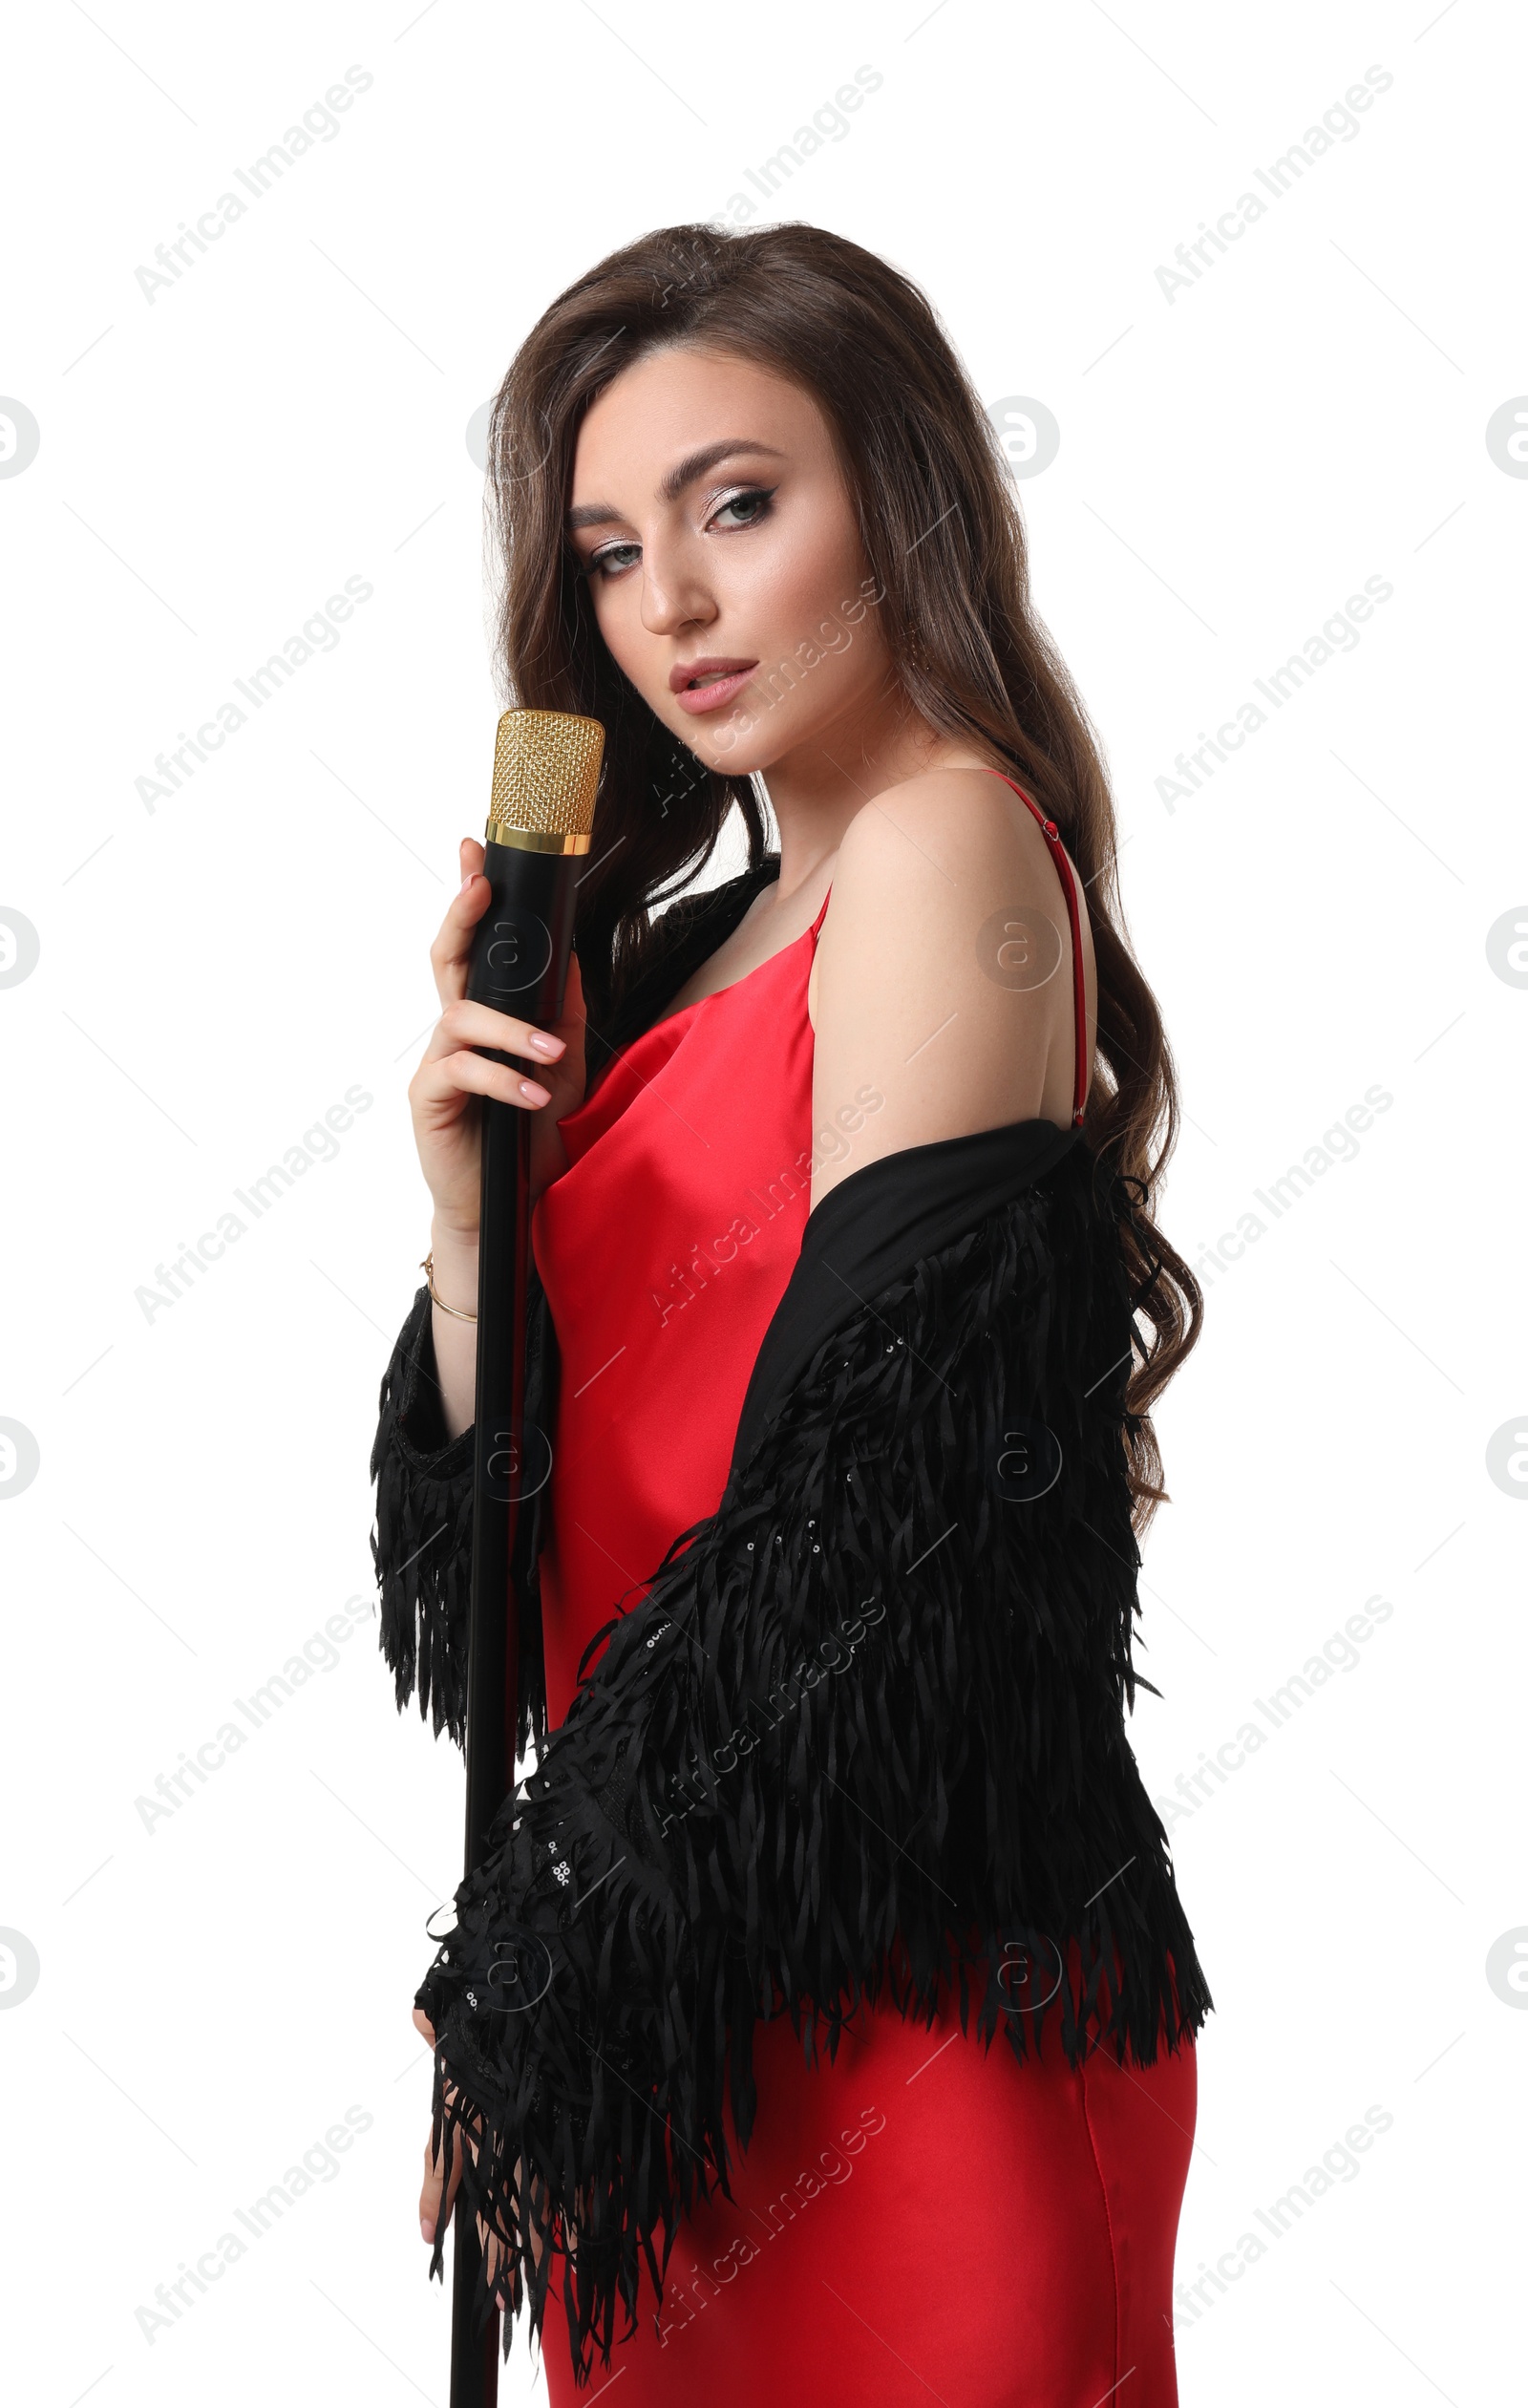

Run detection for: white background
[[1, 2, 1522, 2400]]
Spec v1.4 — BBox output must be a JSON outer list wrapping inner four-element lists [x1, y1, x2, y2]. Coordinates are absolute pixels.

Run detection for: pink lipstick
[[669, 656, 758, 715]]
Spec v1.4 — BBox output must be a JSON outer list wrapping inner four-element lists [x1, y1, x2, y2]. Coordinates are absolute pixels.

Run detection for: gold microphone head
[[486, 708, 605, 855]]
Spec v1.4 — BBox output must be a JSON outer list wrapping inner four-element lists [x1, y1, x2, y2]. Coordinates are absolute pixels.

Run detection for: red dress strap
[[978, 768, 1090, 1128], [809, 883, 833, 942]]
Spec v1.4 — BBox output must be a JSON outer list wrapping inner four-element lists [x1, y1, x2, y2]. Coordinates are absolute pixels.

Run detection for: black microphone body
[[461, 836, 579, 1869]]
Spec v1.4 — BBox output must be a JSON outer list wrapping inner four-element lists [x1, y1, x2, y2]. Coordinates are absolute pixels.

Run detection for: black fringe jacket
[[370, 866, 1213, 2385]]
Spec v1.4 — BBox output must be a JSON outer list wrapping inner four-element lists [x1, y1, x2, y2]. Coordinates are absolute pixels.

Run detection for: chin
[[705, 728, 808, 781], [692, 724, 776, 777], [699, 688, 850, 777]]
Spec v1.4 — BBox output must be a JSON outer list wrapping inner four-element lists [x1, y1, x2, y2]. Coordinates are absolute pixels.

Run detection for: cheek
[[590, 583, 661, 691], [750, 511, 865, 633], [739, 549, 884, 706]]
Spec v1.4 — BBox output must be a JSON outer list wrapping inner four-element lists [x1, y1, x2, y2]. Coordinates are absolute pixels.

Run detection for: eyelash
[[580, 485, 777, 581]]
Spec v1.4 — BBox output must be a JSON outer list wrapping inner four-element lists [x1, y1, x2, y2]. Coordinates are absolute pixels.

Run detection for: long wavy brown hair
[[482, 221, 1200, 1524]]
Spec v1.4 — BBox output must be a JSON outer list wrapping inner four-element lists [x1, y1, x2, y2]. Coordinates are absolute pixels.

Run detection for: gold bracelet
[[421, 1251, 478, 1322]]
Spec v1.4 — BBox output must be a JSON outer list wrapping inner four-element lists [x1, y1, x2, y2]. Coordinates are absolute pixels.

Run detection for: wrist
[[429, 1212, 479, 1259], [427, 1220, 479, 1317]]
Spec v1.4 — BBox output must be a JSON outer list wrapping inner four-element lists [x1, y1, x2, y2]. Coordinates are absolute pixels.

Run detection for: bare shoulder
[[808, 764, 1094, 1207], [833, 762, 1081, 912]]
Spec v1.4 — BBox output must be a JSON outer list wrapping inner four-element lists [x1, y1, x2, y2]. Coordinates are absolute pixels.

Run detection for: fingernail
[[459, 872, 474, 891], [421, 2216, 435, 2242], [519, 1077, 550, 1105], [525, 1032, 564, 1057]]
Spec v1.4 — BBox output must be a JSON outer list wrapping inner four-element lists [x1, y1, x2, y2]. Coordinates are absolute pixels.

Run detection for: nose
[[638, 531, 714, 639]]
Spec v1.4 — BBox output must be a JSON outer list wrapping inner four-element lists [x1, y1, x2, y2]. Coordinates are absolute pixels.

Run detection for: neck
[[754, 677, 1002, 903]]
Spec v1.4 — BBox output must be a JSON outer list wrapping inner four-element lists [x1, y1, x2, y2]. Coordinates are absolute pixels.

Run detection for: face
[[565, 347, 894, 776]]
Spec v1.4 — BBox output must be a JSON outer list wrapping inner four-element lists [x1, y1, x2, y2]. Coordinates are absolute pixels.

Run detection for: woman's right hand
[[414, 2007, 542, 2297], [408, 836, 589, 1237]]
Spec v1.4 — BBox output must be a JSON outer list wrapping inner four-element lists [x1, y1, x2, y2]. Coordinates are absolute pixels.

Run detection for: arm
[[421, 1225, 484, 1446], [371, 1256, 557, 1758], [807, 765, 1097, 1207], [371, 834, 582, 1744], [371, 1282, 474, 1747], [406, 835, 588, 1441]]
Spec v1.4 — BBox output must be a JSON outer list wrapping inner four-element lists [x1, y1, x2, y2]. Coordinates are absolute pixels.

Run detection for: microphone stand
[[445, 712, 602, 2405], [450, 1065, 530, 2404]]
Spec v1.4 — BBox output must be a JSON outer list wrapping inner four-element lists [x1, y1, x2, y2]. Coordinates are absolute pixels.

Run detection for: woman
[[373, 222, 1211, 2403]]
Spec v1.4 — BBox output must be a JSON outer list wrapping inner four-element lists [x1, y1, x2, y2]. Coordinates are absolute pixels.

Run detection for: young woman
[[374, 223, 1211, 2405]]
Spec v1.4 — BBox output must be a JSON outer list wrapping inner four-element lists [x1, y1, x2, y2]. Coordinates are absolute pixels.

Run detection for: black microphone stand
[[449, 1055, 529, 2404], [445, 714, 599, 2404]]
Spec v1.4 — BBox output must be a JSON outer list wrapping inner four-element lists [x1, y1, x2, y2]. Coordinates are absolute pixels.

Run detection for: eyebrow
[[565, 439, 787, 532]]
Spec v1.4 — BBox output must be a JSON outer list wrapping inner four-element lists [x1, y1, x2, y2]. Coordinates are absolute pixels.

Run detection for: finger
[[560, 950, 587, 1032], [420, 2149, 465, 2244], [477, 2212, 498, 2281], [420, 2096, 476, 2242], [411, 1050, 553, 1116], [414, 2007, 442, 2239], [420, 2132, 444, 2239], [430, 841, 490, 1009], [420, 997, 566, 1068]]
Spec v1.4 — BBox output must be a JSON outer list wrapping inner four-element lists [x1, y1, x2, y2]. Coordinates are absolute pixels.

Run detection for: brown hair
[[483, 221, 1200, 1524]]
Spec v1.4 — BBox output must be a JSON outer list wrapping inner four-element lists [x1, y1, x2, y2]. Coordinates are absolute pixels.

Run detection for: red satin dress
[[529, 878, 1197, 2405]]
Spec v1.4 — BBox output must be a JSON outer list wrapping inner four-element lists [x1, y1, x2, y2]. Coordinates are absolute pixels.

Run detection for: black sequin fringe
[[410, 1145, 1214, 2385], [371, 1281, 549, 1763]]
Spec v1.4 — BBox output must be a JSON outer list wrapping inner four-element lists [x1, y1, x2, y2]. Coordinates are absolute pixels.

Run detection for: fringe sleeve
[[412, 1147, 1212, 2382], [371, 1277, 552, 1761]]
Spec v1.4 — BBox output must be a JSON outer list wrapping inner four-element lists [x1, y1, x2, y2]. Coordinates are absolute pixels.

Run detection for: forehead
[[571, 348, 831, 494]]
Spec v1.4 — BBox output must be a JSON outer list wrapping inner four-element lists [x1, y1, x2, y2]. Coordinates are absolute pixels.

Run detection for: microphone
[[467, 707, 605, 1026], [452, 706, 603, 2403]]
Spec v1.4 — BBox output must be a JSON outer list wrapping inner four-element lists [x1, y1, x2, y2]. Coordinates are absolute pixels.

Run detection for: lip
[[669, 656, 758, 714]]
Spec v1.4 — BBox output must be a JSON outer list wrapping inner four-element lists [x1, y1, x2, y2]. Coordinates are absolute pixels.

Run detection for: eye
[[582, 539, 641, 582], [575, 484, 777, 582], [708, 485, 775, 532]]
